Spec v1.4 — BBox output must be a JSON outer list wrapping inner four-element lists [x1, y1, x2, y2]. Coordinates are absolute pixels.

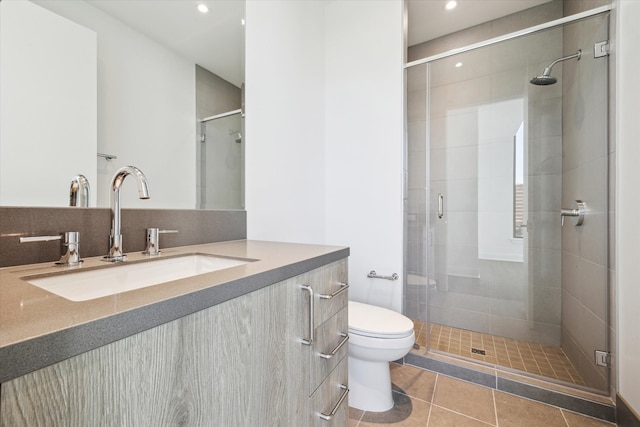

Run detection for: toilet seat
[[348, 301, 414, 339]]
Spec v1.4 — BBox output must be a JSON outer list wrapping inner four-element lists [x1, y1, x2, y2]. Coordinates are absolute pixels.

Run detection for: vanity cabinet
[[0, 258, 349, 427], [307, 259, 349, 426]]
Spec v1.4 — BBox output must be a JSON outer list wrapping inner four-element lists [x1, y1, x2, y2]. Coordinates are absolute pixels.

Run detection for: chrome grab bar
[[319, 333, 349, 360], [319, 384, 349, 421], [367, 270, 399, 281], [319, 282, 349, 300], [301, 285, 314, 346], [438, 193, 444, 219]]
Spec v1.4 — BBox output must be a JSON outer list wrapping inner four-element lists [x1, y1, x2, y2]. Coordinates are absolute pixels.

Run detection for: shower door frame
[[403, 4, 612, 394], [405, 5, 611, 69]]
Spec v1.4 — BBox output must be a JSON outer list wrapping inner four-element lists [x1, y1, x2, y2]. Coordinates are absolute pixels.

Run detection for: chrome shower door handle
[[438, 193, 444, 219]]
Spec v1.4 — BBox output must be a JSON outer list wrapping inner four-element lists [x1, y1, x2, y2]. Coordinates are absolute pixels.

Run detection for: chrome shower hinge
[[595, 350, 612, 367], [594, 41, 609, 58]]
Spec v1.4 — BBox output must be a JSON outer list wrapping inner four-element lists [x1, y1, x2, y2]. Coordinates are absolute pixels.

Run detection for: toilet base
[[348, 357, 394, 412]]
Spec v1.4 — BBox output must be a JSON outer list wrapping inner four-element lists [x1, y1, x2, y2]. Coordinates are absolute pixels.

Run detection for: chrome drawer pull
[[319, 384, 349, 421], [319, 282, 349, 300], [319, 333, 349, 360], [301, 285, 314, 346]]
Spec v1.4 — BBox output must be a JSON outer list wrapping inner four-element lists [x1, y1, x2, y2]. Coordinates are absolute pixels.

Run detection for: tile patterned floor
[[348, 363, 615, 427], [412, 320, 586, 386]]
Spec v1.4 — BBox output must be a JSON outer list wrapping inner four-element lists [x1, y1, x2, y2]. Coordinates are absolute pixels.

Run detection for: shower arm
[[543, 50, 582, 75]]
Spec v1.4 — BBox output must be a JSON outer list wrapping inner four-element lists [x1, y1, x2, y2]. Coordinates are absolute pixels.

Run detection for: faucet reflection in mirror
[[103, 166, 150, 262], [69, 175, 90, 207]]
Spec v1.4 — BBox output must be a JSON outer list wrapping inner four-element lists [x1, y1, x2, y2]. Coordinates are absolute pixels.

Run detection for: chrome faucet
[[69, 174, 90, 207], [104, 166, 150, 262], [20, 231, 83, 266]]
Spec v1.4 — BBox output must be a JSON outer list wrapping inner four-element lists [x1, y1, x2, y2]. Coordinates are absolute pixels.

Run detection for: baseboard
[[617, 394, 640, 427]]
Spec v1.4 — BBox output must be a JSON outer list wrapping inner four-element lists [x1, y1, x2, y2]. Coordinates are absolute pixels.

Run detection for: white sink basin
[[26, 254, 250, 302]]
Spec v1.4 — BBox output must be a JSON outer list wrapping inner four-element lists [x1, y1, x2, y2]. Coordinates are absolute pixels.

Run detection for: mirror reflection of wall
[[0, 0, 97, 207], [0, 0, 245, 210]]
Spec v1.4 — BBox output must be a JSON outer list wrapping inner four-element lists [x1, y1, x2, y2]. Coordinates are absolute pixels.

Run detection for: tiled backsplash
[[0, 207, 246, 268]]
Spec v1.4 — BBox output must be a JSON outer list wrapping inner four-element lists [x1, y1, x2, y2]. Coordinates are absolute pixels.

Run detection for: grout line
[[431, 373, 439, 404], [492, 389, 500, 427], [426, 373, 439, 427], [431, 403, 497, 426], [560, 408, 571, 426], [425, 397, 433, 426]]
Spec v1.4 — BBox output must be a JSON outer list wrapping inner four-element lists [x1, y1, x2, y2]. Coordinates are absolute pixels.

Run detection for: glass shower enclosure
[[405, 12, 610, 393], [197, 110, 245, 210]]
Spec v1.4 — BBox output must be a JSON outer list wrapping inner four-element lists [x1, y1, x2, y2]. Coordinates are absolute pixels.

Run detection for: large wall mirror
[[0, 0, 245, 210]]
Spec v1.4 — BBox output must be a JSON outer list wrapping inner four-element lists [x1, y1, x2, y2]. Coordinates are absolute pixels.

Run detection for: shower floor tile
[[411, 320, 586, 387]]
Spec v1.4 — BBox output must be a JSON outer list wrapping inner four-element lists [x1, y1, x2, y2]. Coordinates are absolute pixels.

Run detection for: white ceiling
[[407, 0, 554, 46], [87, 0, 245, 87], [82, 0, 554, 86]]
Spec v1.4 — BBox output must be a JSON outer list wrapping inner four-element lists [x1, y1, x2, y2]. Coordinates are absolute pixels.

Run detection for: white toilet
[[348, 300, 415, 412]]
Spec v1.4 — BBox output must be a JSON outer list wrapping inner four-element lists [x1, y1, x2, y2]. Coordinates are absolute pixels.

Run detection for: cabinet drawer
[[310, 259, 348, 326], [309, 358, 349, 427], [310, 306, 348, 394]]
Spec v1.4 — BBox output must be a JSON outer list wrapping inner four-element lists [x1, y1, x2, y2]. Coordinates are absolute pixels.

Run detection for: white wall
[[245, 0, 405, 311], [0, 0, 97, 207], [324, 1, 404, 311], [616, 0, 640, 415], [245, 0, 326, 244], [33, 0, 196, 210]]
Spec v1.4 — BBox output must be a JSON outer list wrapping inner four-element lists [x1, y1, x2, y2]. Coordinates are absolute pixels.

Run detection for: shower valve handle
[[560, 200, 586, 227]]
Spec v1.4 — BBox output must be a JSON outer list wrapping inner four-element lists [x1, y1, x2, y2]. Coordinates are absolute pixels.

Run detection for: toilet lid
[[348, 301, 414, 339]]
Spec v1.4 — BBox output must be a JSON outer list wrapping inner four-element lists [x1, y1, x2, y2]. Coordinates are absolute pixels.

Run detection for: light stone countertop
[[0, 239, 349, 383]]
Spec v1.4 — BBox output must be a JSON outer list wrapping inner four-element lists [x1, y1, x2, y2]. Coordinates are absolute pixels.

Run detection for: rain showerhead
[[530, 49, 581, 86], [530, 73, 557, 86]]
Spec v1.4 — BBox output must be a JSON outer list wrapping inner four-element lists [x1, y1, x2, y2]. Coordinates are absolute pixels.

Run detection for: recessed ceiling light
[[455, 62, 463, 68], [445, 1, 458, 11], [197, 3, 209, 14]]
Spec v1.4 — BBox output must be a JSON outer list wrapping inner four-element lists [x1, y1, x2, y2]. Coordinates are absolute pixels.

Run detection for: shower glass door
[[198, 112, 244, 210], [406, 13, 610, 393]]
